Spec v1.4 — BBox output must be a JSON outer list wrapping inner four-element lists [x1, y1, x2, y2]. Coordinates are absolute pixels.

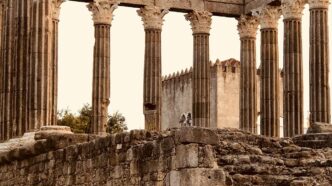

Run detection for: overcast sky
[[58, 2, 331, 130]]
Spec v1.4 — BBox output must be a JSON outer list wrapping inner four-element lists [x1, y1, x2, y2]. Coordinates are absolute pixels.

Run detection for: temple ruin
[[0, 0, 332, 185], [1, 0, 330, 141]]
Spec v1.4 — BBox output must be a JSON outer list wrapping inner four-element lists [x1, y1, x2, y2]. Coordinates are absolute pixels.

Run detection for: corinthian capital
[[137, 6, 169, 30], [252, 5, 281, 29], [87, 0, 119, 25], [281, 0, 305, 19], [237, 15, 259, 38], [185, 10, 212, 34], [309, 0, 330, 9], [52, 0, 65, 20]]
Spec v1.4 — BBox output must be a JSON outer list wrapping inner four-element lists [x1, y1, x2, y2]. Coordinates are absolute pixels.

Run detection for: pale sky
[[58, 2, 331, 130]]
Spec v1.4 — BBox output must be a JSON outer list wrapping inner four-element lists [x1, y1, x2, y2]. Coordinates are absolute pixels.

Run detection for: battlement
[[162, 58, 241, 84]]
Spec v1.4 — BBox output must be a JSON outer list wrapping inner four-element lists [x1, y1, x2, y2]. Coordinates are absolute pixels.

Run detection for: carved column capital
[[52, 0, 65, 20], [237, 15, 259, 38], [252, 5, 281, 29], [281, 0, 305, 19], [308, 0, 330, 9], [87, 0, 119, 25], [137, 6, 168, 30], [185, 10, 212, 34]]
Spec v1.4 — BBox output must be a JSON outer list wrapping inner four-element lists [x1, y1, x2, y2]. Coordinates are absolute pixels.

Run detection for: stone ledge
[[175, 127, 219, 145], [293, 133, 332, 149]]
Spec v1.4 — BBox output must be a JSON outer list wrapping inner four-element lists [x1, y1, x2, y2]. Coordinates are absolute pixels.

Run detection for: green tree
[[57, 104, 128, 134], [107, 111, 128, 134], [57, 109, 86, 133]]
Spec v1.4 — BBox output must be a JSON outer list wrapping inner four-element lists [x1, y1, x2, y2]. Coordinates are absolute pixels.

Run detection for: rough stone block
[[166, 168, 225, 186], [175, 127, 219, 145], [199, 145, 215, 168], [175, 144, 198, 169]]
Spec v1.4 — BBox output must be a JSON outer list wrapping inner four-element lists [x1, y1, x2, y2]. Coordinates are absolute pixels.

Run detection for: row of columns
[[0, 0, 330, 140], [87, 0, 214, 133], [239, 0, 330, 137], [0, 0, 63, 141]]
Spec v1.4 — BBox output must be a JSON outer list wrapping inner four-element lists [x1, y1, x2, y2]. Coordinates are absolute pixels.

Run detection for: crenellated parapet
[[162, 58, 241, 86]]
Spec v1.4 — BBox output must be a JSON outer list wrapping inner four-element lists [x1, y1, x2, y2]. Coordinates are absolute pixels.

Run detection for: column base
[[144, 110, 160, 131]]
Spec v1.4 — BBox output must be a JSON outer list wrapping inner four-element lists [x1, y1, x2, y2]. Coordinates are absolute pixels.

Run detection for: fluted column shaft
[[238, 16, 259, 133], [282, 0, 305, 137], [1, 0, 14, 140], [12, 0, 32, 137], [0, 0, 7, 141], [88, 1, 118, 134], [51, 18, 59, 125], [51, 0, 64, 126], [253, 6, 281, 137], [260, 29, 280, 137], [309, 0, 330, 124], [192, 33, 210, 127], [143, 29, 162, 131], [29, 0, 53, 130], [138, 6, 168, 131], [185, 11, 212, 127], [91, 24, 110, 134]]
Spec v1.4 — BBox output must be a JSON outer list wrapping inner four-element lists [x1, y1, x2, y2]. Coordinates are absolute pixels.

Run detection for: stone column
[[50, 0, 64, 126], [29, 0, 53, 130], [0, 0, 6, 141], [137, 6, 168, 131], [11, 0, 32, 137], [1, 0, 14, 140], [281, 0, 305, 137], [185, 11, 212, 127], [253, 6, 281, 137], [309, 0, 331, 124], [88, 0, 118, 135], [237, 15, 259, 134]]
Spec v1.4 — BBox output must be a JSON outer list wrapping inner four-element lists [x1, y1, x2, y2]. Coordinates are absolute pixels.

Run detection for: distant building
[[161, 58, 283, 133]]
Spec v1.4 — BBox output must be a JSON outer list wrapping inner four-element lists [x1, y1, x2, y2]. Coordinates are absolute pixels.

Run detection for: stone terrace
[[1, 127, 332, 185]]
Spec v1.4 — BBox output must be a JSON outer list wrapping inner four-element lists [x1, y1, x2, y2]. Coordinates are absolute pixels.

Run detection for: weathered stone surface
[[1, 127, 332, 185], [167, 168, 226, 186], [175, 127, 219, 145], [175, 144, 198, 168], [307, 122, 332, 134]]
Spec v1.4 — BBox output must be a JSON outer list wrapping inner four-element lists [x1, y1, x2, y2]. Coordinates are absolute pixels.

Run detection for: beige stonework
[[87, 0, 119, 25], [237, 15, 259, 38], [161, 59, 283, 131], [137, 5, 168, 30], [185, 10, 212, 34], [308, 0, 330, 9], [281, 0, 305, 20], [252, 5, 282, 29]]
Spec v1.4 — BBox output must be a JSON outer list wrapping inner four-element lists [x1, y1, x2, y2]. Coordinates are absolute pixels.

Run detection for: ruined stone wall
[[0, 128, 225, 186], [1, 127, 332, 185]]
